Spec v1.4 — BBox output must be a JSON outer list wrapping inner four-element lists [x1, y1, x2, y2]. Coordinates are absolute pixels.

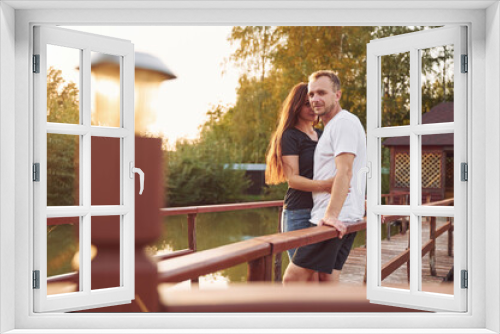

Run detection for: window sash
[[33, 25, 136, 313], [366, 26, 468, 312]]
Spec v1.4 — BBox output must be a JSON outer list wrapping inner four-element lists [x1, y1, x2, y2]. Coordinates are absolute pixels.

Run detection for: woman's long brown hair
[[265, 82, 311, 185]]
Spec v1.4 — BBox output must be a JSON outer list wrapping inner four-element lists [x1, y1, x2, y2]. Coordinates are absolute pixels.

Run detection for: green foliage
[[46, 67, 80, 206], [167, 26, 455, 203], [212, 26, 453, 164], [47, 67, 80, 124], [166, 133, 251, 206], [47, 134, 79, 206], [262, 182, 288, 201]]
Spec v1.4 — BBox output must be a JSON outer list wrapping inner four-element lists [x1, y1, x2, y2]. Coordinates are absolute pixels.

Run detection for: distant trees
[[165, 104, 250, 206], [166, 26, 455, 205]]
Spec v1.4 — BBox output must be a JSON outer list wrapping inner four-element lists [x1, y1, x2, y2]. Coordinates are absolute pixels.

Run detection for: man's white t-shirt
[[310, 109, 367, 224]]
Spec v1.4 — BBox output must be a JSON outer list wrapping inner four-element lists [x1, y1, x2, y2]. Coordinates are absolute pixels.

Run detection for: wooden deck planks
[[340, 219, 454, 289]]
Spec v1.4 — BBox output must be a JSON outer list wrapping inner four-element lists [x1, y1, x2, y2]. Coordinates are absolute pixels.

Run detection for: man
[[283, 70, 367, 284]]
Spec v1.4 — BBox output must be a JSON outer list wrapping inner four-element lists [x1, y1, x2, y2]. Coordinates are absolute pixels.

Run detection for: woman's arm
[[282, 155, 333, 193]]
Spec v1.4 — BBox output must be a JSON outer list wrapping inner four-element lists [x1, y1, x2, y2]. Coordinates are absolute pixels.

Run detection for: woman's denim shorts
[[282, 208, 313, 260]]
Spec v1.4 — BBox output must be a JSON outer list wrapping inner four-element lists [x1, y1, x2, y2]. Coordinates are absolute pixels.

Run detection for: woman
[[265, 83, 333, 271]]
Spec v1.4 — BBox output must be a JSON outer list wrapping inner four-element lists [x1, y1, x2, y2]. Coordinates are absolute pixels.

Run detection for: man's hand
[[319, 216, 347, 239]]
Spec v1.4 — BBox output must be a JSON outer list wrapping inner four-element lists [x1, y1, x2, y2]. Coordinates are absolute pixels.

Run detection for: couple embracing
[[265, 70, 367, 284]]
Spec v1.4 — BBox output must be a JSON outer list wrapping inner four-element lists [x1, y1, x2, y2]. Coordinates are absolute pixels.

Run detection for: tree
[[171, 26, 455, 201], [229, 26, 279, 80], [46, 67, 80, 206], [165, 104, 251, 206]]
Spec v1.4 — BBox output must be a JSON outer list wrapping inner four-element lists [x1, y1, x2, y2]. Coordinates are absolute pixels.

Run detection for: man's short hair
[[309, 70, 341, 92]]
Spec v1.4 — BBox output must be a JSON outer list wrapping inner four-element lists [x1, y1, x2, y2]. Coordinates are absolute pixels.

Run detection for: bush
[[165, 139, 251, 207]]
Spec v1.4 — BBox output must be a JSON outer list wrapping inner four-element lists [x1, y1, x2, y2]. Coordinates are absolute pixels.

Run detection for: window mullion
[[81, 47, 92, 295], [81, 214, 91, 294], [409, 47, 421, 294]]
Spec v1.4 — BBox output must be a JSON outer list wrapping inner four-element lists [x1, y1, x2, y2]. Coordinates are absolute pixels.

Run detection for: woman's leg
[[282, 209, 319, 282]]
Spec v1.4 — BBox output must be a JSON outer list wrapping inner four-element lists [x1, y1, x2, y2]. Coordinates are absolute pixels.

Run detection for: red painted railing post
[[79, 136, 163, 312], [274, 206, 283, 282], [429, 216, 437, 276], [401, 195, 408, 234], [448, 218, 454, 256], [406, 229, 410, 283], [187, 213, 197, 252], [187, 213, 199, 284], [247, 255, 272, 282]]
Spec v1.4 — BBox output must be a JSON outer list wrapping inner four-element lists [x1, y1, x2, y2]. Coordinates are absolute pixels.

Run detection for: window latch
[[129, 162, 145, 195], [357, 162, 371, 195]]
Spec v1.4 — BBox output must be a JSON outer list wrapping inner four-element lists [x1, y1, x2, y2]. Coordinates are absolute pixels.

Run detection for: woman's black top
[[281, 127, 322, 210]]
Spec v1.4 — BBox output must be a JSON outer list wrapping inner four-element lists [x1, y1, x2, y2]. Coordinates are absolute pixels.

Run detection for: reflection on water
[[148, 208, 281, 285], [148, 208, 399, 285]]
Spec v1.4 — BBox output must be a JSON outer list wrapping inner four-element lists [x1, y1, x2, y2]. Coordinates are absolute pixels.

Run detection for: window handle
[[129, 162, 145, 195], [357, 162, 371, 195]]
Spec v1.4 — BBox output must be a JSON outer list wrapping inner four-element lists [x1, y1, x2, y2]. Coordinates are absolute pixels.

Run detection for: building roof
[[224, 163, 267, 171], [383, 102, 454, 146], [91, 51, 177, 81]]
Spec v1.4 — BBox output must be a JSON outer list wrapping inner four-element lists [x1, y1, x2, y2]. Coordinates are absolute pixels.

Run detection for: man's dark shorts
[[291, 222, 357, 274]]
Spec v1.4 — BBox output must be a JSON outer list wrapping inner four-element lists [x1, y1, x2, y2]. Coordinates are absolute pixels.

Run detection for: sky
[[56, 26, 240, 145]]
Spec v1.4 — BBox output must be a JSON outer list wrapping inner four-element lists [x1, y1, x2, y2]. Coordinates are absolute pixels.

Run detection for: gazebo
[[382, 102, 454, 203]]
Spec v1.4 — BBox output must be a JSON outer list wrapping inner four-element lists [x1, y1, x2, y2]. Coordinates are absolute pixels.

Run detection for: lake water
[[147, 207, 393, 288]]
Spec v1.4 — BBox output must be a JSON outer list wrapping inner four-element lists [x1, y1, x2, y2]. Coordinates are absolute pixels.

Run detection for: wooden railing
[[381, 198, 454, 281], [159, 200, 284, 281], [48, 198, 454, 289], [157, 219, 367, 284], [157, 198, 454, 285]]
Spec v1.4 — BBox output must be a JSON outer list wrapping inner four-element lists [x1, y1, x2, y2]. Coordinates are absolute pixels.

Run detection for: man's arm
[[319, 153, 355, 238]]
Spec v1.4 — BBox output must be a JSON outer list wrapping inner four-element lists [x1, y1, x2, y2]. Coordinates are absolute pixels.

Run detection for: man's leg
[[283, 262, 316, 285], [318, 269, 341, 283], [309, 271, 319, 282], [318, 232, 357, 283]]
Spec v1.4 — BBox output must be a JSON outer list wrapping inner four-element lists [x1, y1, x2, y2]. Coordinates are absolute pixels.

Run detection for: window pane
[[380, 215, 410, 290], [47, 218, 80, 295], [421, 134, 454, 204], [381, 51, 410, 127], [91, 52, 121, 127], [421, 45, 454, 124], [47, 44, 81, 124], [420, 216, 454, 295], [381, 137, 410, 205], [91, 137, 121, 206], [47, 134, 80, 206], [91, 215, 121, 290]]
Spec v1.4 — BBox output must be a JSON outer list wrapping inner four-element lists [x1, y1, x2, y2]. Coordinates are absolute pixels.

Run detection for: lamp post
[[90, 52, 176, 135], [78, 52, 176, 312]]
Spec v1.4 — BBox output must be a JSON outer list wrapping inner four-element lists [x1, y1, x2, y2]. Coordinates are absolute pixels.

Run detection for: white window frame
[[366, 26, 468, 312], [0, 1, 498, 333], [33, 25, 136, 313]]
